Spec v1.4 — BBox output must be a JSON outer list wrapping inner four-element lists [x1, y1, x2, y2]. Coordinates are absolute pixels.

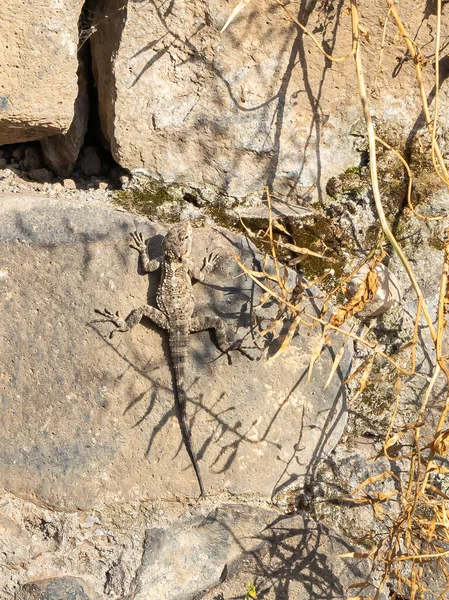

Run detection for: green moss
[[326, 167, 369, 201], [286, 214, 355, 290], [428, 227, 445, 251], [113, 180, 184, 223], [204, 201, 242, 231]]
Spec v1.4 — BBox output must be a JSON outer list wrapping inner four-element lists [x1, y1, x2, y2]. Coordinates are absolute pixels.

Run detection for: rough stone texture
[[0, 194, 350, 511], [40, 50, 90, 177], [0, 1, 84, 145], [21, 145, 45, 172], [128, 505, 275, 600], [15, 578, 93, 600], [200, 512, 373, 600], [0, 493, 371, 600], [90, 1, 449, 199]]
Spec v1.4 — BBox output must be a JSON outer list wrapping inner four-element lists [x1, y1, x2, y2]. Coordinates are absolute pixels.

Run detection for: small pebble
[[63, 178, 76, 190], [52, 182, 64, 193]]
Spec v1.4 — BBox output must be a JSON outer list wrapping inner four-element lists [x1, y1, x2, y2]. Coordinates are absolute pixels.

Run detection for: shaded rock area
[[0, 143, 119, 200], [0, 194, 350, 510], [40, 49, 90, 178], [200, 512, 371, 600], [128, 505, 275, 600], [0, 0, 84, 144], [16, 578, 94, 600]]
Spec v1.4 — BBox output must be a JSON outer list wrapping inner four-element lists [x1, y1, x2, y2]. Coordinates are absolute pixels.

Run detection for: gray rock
[[77, 146, 102, 177], [12, 146, 25, 161], [28, 168, 54, 183], [21, 146, 44, 171], [197, 512, 370, 600], [233, 201, 314, 220], [15, 577, 92, 600], [127, 504, 277, 600], [0, 158, 8, 168], [0, 194, 350, 510]]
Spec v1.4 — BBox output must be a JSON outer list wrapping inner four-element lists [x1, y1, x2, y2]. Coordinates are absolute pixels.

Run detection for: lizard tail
[[169, 332, 206, 497]]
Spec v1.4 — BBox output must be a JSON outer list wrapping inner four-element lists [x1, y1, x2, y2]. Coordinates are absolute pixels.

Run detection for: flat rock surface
[[0, 194, 351, 510], [0, 1, 83, 144]]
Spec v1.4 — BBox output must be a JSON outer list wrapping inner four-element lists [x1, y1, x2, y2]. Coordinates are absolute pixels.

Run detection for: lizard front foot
[[201, 250, 223, 275], [94, 309, 129, 338], [129, 231, 147, 253]]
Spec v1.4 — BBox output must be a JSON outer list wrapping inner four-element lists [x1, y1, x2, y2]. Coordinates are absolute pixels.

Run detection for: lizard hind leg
[[124, 305, 169, 331], [96, 305, 168, 337], [190, 315, 236, 353], [190, 315, 254, 361]]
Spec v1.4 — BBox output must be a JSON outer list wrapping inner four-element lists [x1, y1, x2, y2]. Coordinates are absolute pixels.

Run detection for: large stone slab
[[89, 0, 449, 200], [0, 1, 84, 144], [0, 194, 350, 510]]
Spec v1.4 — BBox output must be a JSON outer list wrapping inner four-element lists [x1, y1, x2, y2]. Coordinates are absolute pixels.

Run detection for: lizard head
[[163, 221, 192, 260]]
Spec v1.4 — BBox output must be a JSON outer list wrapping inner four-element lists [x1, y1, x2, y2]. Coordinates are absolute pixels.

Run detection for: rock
[[0, 1, 85, 145], [199, 512, 372, 600], [0, 168, 13, 180], [233, 200, 314, 220], [51, 182, 64, 194], [0, 514, 32, 565], [40, 48, 90, 177], [347, 263, 402, 318], [0, 158, 8, 169], [11, 146, 25, 162], [119, 174, 130, 188], [15, 577, 93, 600], [63, 178, 77, 190], [97, 181, 108, 190], [0, 194, 351, 510], [89, 2, 449, 201], [28, 168, 54, 183], [77, 146, 102, 177], [127, 505, 277, 600], [21, 145, 44, 171]]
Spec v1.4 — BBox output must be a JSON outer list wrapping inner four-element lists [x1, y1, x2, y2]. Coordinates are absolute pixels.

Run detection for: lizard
[[96, 221, 248, 497]]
